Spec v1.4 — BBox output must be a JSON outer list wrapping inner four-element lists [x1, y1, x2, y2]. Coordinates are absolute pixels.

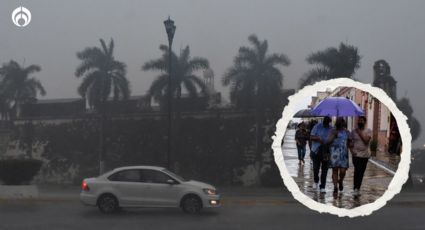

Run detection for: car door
[[140, 169, 183, 207], [108, 169, 147, 207]]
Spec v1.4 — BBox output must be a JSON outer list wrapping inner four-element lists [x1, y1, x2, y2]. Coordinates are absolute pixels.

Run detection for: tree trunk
[[98, 104, 106, 175], [254, 88, 266, 186], [24, 121, 34, 159], [172, 88, 182, 173], [16, 101, 21, 119]]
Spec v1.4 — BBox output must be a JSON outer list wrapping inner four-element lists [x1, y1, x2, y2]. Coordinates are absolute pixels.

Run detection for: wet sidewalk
[[282, 129, 394, 209], [370, 148, 400, 174]]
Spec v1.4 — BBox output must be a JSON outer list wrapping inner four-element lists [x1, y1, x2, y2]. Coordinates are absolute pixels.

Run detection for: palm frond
[[24, 65, 41, 75], [222, 65, 246, 86], [259, 39, 268, 61], [236, 47, 257, 66], [102, 75, 112, 102], [159, 44, 168, 52], [99, 39, 109, 55], [186, 75, 208, 96], [247, 34, 261, 51], [306, 47, 337, 66], [142, 59, 167, 72], [111, 74, 130, 100], [26, 78, 46, 96], [108, 38, 115, 57], [299, 68, 330, 88], [77, 71, 100, 97], [180, 46, 190, 64], [148, 74, 168, 100], [188, 57, 209, 72], [265, 53, 290, 66], [75, 60, 97, 77], [183, 79, 199, 98], [76, 47, 104, 61]]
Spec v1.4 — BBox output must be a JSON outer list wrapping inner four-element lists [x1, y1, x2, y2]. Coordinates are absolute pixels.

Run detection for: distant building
[[203, 68, 215, 93], [20, 95, 153, 119], [202, 69, 222, 108], [20, 98, 86, 118], [309, 88, 333, 109], [372, 60, 400, 154], [306, 59, 401, 154], [373, 60, 397, 101], [329, 85, 398, 154], [13, 87, 295, 123]]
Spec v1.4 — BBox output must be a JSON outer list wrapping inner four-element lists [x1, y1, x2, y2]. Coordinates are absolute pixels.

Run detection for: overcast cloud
[[1, 0, 424, 147]]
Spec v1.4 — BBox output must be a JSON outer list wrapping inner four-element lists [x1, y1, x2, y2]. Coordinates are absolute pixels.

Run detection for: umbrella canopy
[[311, 97, 365, 117], [293, 109, 322, 118]]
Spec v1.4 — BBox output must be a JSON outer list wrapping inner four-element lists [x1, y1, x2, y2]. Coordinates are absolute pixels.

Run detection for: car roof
[[113, 165, 166, 171]]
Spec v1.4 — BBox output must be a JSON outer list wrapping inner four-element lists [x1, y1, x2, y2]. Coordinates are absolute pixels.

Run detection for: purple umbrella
[[311, 97, 365, 117]]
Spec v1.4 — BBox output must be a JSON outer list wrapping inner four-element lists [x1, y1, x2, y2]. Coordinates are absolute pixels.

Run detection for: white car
[[80, 166, 220, 214]]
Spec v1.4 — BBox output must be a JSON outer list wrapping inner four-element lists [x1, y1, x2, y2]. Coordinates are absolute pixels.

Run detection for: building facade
[[330, 86, 393, 152]]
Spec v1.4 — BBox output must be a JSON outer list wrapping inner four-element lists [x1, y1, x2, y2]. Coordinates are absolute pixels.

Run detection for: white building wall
[[380, 104, 390, 132], [366, 95, 375, 130]]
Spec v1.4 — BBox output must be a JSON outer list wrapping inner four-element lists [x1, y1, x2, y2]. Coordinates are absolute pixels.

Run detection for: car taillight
[[81, 181, 90, 191]]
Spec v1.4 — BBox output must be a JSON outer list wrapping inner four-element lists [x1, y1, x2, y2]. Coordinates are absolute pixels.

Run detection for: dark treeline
[[0, 33, 421, 185]]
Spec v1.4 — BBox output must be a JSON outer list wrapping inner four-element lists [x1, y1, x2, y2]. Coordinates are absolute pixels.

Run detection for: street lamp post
[[164, 16, 176, 169]]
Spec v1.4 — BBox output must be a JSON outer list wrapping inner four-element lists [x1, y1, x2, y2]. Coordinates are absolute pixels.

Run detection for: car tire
[[97, 194, 119, 214], [181, 195, 202, 214]]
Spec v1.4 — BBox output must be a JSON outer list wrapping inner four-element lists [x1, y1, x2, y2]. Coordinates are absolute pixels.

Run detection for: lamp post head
[[164, 16, 176, 44]]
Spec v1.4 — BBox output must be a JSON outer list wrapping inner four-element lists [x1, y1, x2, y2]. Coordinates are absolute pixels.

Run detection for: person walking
[[307, 119, 317, 167], [327, 117, 351, 195], [295, 122, 308, 165], [310, 116, 333, 193], [349, 116, 372, 196], [307, 120, 317, 152]]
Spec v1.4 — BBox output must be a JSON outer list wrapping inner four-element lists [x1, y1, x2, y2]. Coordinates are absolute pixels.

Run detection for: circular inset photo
[[272, 78, 411, 217]]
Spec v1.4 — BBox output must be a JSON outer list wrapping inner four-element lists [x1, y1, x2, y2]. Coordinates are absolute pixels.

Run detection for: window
[[163, 169, 186, 182], [141, 169, 173, 184], [108, 169, 142, 182]]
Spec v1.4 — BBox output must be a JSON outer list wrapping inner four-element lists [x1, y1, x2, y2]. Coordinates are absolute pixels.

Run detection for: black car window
[[141, 169, 173, 184], [108, 169, 142, 182]]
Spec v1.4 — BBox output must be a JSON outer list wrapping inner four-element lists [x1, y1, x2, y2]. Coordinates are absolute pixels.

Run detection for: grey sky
[[1, 0, 425, 147]]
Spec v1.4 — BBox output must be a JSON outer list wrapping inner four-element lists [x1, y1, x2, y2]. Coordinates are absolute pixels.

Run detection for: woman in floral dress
[[327, 117, 351, 194]]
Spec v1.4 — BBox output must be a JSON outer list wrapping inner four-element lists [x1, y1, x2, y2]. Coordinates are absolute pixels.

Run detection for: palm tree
[[222, 34, 290, 184], [397, 97, 421, 142], [76, 38, 130, 109], [223, 34, 290, 109], [0, 96, 10, 120], [299, 42, 361, 87], [0, 60, 46, 119], [142, 45, 209, 112], [397, 97, 421, 189], [143, 45, 209, 169], [75, 38, 130, 174]]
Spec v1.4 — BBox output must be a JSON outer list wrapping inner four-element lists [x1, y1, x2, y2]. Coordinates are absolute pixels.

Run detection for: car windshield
[[163, 169, 187, 182]]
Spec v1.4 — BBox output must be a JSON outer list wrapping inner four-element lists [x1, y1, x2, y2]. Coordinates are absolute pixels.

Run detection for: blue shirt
[[310, 122, 333, 153]]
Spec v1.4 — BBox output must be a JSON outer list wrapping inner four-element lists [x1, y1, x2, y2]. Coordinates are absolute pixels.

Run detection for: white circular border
[[272, 78, 411, 217]]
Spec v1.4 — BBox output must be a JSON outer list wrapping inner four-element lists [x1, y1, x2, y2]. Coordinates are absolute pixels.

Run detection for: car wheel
[[97, 194, 119, 214], [181, 195, 202, 214]]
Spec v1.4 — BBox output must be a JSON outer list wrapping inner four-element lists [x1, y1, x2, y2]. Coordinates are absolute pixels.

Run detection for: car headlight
[[203, 188, 217, 195]]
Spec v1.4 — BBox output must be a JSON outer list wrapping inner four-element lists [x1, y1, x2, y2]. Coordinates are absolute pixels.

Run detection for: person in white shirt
[[349, 116, 372, 196]]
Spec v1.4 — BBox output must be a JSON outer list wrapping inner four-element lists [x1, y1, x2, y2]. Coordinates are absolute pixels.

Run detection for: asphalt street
[[0, 199, 424, 230]]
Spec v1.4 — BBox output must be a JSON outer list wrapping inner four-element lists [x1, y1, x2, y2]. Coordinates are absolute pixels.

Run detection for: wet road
[[0, 199, 424, 230], [282, 129, 393, 209]]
